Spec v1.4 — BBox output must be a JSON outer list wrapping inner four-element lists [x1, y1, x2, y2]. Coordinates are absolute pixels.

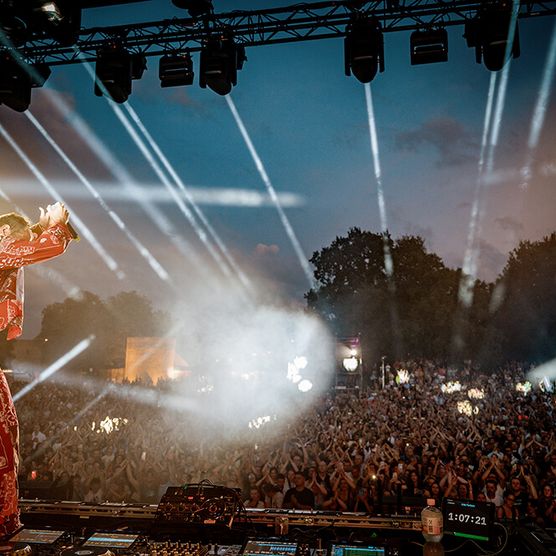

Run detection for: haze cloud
[[396, 117, 478, 167], [255, 243, 280, 256]]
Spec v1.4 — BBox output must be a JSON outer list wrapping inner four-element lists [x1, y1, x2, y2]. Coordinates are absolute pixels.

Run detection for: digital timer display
[[443, 499, 494, 541], [447, 513, 487, 526]]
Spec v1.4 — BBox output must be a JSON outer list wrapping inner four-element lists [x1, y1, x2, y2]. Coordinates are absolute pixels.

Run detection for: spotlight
[[343, 357, 359, 372], [48, 2, 81, 46], [171, 0, 213, 18], [29, 1, 82, 45], [344, 16, 384, 83], [0, 58, 50, 112], [38, 2, 63, 23], [94, 47, 146, 103], [298, 379, 313, 393], [410, 28, 448, 65], [159, 52, 194, 88], [199, 33, 246, 95], [468, 0, 520, 71]]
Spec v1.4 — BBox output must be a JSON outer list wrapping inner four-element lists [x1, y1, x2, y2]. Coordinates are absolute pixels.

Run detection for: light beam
[[78, 55, 233, 281], [225, 94, 314, 288], [43, 89, 200, 265], [125, 103, 251, 289], [458, 72, 498, 307], [520, 19, 556, 190], [25, 111, 172, 284], [364, 83, 394, 277], [13, 336, 95, 403]]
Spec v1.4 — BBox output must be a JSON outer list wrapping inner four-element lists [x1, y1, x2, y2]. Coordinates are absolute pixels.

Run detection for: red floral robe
[[0, 222, 72, 537]]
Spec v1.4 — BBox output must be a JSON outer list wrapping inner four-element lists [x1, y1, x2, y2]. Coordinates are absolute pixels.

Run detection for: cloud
[[254, 243, 280, 256], [395, 117, 478, 167], [495, 216, 523, 233]]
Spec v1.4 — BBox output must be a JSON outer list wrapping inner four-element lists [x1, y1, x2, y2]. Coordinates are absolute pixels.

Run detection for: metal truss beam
[[5, 0, 556, 66]]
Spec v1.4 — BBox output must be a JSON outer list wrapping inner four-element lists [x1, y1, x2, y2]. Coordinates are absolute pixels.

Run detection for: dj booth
[[2, 488, 555, 556]]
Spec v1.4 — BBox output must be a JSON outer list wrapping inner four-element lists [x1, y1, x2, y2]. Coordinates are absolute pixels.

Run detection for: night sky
[[1, 0, 555, 338]]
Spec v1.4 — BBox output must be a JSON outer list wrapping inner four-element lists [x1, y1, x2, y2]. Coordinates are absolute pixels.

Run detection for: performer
[[0, 202, 73, 538]]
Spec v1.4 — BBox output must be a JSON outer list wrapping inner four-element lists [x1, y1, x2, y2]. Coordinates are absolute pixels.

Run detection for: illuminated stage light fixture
[[0, 57, 50, 112], [342, 356, 359, 372], [410, 28, 448, 65], [344, 16, 384, 83], [159, 52, 194, 88], [465, 0, 520, 71], [200, 33, 246, 95], [32, 1, 82, 45], [37, 2, 63, 23], [171, 0, 213, 18], [94, 47, 146, 103]]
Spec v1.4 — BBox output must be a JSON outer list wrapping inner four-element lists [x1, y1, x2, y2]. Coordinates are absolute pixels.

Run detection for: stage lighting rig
[[199, 32, 246, 95], [344, 16, 384, 83], [465, 0, 520, 71], [410, 28, 448, 65], [94, 46, 146, 103], [172, 0, 213, 18], [159, 52, 194, 87], [0, 56, 50, 112]]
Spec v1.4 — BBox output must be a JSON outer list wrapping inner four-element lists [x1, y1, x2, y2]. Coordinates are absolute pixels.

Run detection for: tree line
[[0, 291, 167, 372], [305, 228, 556, 366]]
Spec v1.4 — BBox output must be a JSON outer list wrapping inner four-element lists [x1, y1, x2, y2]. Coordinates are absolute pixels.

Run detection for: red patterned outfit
[[0, 222, 73, 537]]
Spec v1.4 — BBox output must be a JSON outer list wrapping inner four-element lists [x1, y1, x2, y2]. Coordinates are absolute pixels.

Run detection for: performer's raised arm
[[0, 204, 73, 270]]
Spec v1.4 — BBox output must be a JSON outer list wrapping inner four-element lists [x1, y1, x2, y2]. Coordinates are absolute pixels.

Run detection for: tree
[[38, 290, 170, 372], [39, 291, 114, 371], [494, 233, 556, 362], [306, 228, 491, 362]]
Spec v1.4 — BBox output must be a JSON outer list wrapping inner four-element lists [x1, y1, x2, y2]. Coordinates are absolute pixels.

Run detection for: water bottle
[[421, 498, 443, 542]]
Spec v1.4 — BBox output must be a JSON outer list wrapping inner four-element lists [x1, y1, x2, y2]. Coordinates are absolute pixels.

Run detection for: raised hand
[[39, 207, 50, 229], [46, 202, 69, 225]]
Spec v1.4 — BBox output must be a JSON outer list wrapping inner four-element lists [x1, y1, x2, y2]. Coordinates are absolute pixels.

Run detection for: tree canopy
[[306, 227, 556, 365], [38, 290, 167, 371], [493, 232, 556, 363]]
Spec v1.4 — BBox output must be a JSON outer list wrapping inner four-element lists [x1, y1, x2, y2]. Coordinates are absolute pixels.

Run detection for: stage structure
[[0, 0, 555, 108]]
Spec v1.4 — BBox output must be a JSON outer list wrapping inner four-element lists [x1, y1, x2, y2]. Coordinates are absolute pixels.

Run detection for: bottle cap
[[426, 498, 435, 506]]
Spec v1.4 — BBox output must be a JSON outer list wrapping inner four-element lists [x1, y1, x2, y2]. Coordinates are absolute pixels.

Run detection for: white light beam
[[458, 72, 498, 307], [78, 55, 232, 280], [25, 111, 172, 284], [43, 89, 200, 265], [521, 19, 556, 190], [364, 83, 394, 277], [225, 94, 314, 288], [125, 103, 251, 289], [13, 336, 95, 402]]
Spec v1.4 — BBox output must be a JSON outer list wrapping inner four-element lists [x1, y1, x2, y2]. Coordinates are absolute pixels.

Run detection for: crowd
[[9, 360, 556, 526]]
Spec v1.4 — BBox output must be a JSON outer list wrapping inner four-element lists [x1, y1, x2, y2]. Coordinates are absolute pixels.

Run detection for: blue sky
[[1, 1, 555, 337]]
